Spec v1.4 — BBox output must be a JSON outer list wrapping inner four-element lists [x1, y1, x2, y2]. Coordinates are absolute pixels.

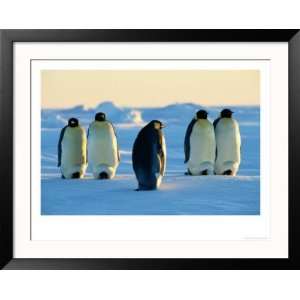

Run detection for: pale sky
[[41, 70, 260, 108]]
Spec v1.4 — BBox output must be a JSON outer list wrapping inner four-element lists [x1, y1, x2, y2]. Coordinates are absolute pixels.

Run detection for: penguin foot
[[201, 169, 208, 175], [135, 188, 140, 191], [223, 170, 233, 176], [61, 175, 66, 179], [137, 184, 156, 191], [98, 172, 109, 180], [185, 170, 192, 176], [71, 172, 81, 179]]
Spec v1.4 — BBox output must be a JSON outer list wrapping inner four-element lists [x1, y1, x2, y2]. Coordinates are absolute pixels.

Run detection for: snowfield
[[41, 102, 260, 215]]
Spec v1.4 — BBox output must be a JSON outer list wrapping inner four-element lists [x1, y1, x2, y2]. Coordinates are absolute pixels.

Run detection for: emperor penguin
[[132, 120, 166, 191], [58, 118, 87, 179], [87, 112, 120, 179], [184, 110, 216, 175], [214, 109, 241, 176]]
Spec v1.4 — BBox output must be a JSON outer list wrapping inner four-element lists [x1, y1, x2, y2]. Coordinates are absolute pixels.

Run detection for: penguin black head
[[68, 118, 79, 127], [196, 110, 208, 119], [95, 112, 106, 122], [220, 109, 233, 118], [149, 120, 165, 130]]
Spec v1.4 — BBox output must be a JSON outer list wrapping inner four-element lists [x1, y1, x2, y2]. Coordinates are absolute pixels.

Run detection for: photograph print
[[41, 67, 260, 215]]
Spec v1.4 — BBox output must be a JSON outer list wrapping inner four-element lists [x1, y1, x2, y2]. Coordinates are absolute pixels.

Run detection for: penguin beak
[[160, 124, 165, 129]]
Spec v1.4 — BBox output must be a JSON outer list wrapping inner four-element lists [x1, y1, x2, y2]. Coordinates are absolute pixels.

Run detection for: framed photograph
[[0, 29, 298, 269]]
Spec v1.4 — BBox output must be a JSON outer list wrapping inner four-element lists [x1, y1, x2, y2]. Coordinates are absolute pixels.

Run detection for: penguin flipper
[[160, 152, 165, 175], [213, 117, 221, 129], [213, 117, 221, 161], [156, 130, 166, 175], [110, 122, 121, 162], [86, 127, 89, 164], [185, 169, 192, 176], [184, 118, 196, 163], [57, 125, 67, 167]]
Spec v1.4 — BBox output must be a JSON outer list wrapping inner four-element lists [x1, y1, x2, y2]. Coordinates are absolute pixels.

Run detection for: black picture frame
[[0, 29, 299, 270]]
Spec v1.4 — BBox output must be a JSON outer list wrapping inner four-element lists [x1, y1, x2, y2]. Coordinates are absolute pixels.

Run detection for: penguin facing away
[[214, 109, 241, 176], [184, 110, 216, 175], [58, 118, 87, 179], [132, 120, 166, 191], [87, 112, 120, 179]]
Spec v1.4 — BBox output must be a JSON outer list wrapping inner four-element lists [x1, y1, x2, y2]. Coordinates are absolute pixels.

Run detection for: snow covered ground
[[41, 102, 260, 215]]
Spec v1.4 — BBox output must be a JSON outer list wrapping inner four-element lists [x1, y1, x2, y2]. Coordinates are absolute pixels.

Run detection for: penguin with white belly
[[132, 120, 166, 191], [87, 112, 120, 179], [214, 109, 241, 176], [58, 118, 87, 179], [184, 110, 216, 175]]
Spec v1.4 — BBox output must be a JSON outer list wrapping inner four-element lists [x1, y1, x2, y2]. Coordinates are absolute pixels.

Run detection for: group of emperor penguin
[[58, 112, 120, 180], [58, 108, 241, 191], [184, 108, 241, 177]]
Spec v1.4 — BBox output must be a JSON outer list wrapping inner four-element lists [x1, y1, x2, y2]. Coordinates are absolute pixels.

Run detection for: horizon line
[[42, 101, 260, 110]]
